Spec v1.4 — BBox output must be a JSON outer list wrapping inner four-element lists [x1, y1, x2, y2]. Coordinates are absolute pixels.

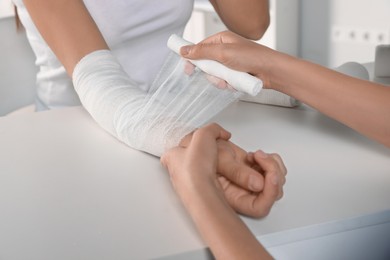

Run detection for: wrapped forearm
[[73, 50, 186, 156], [73, 50, 241, 156]]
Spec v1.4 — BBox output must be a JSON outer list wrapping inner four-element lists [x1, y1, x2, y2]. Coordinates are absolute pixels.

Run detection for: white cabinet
[[0, 0, 14, 18]]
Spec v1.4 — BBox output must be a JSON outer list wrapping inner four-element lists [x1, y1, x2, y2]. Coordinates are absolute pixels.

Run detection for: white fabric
[[240, 89, 300, 107], [12, 0, 194, 110], [168, 35, 298, 108], [167, 34, 263, 96], [73, 50, 242, 157]]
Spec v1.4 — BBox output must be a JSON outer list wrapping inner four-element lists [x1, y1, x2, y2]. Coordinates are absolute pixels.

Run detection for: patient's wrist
[[178, 130, 195, 147]]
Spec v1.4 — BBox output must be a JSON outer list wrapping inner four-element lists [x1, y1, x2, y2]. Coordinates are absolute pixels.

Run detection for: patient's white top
[[12, 0, 194, 110]]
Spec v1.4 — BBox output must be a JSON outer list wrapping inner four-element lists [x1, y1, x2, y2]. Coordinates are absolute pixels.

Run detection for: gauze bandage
[[73, 49, 242, 156], [240, 89, 300, 107], [168, 34, 300, 108], [168, 34, 263, 96]]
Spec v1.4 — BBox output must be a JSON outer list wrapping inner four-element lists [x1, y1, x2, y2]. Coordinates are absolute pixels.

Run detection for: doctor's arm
[[210, 0, 270, 40], [180, 31, 390, 148]]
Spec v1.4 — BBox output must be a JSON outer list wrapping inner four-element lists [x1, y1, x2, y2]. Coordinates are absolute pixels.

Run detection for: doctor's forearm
[[269, 53, 390, 147]]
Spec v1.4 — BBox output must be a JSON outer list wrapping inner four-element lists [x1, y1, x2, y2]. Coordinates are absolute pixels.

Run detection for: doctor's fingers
[[181, 42, 238, 70], [190, 31, 246, 47]]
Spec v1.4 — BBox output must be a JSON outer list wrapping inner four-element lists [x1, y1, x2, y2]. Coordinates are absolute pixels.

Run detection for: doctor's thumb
[[180, 43, 232, 66], [180, 44, 214, 60], [180, 45, 192, 56]]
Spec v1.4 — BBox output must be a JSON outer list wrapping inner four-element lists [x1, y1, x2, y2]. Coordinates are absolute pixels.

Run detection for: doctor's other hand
[[161, 123, 286, 218], [180, 30, 282, 89]]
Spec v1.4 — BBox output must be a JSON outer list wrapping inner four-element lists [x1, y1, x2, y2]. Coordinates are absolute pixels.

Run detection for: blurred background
[[1, 0, 390, 115]]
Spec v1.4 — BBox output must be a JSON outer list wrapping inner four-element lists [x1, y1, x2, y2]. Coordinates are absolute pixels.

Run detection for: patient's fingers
[[218, 166, 279, 218], [205, 74, 228, 89], [217, 141, 264, 192], [220, 160, 265, 192], [184, 58, 236, 91], [218, 150, 287, 217], [184, 61, 195, 75], [253, 150, 286, 200], [269, 153, 287, 185], [218, 176, 272, 218]]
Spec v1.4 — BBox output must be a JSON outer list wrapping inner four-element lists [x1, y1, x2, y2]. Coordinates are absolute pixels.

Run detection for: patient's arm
[[23, 0, 107, 75], [161, 123, 283, 259], [23, 1, 275, 208], [179, 130, 286, 217]]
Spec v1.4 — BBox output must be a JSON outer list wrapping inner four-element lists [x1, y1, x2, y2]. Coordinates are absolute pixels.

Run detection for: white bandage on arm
[[73, 49, 241, 156], [72, 50, 190, 156]]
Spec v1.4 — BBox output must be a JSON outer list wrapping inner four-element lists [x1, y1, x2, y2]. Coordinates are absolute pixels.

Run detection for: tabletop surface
[[0, 102, 389, 259]]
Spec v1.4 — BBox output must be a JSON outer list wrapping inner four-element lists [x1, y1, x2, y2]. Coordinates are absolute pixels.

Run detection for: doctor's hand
[[180, 31, 284, 89], [162, 123, 286, 218]]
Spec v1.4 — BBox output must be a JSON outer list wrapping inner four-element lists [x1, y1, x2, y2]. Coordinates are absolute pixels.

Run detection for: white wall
[[299, 0, 331, 65], [329, 0, 390, 67], [299, 0, 390, 67], [2, 0, 389, 115], [189, 1, 390, 67], [0, 17, 37, 115], [185, 0, 300, 56]]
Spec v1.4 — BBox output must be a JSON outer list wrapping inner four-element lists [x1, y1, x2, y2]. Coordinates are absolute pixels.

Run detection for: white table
[[0, 102, 389, 259]]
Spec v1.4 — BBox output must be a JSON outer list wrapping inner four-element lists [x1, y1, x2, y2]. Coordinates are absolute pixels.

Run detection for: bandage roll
[[167, 34, 263, 96]]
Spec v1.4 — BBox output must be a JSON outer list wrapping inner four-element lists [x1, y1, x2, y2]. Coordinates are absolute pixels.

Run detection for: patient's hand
[[178, 126, 286, 218], [217, 141, 286, 217]]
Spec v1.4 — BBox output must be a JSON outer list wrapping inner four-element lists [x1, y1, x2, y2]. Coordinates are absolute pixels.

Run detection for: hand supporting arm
[[161, 124, 280, 259]]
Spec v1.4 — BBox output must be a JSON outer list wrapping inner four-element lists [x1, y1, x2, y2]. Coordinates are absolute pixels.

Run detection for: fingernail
[[272, 175, 279, 185], [256, 150, 268, 158], [180, 46, 191, 56], [249, 175, 262, 191]]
